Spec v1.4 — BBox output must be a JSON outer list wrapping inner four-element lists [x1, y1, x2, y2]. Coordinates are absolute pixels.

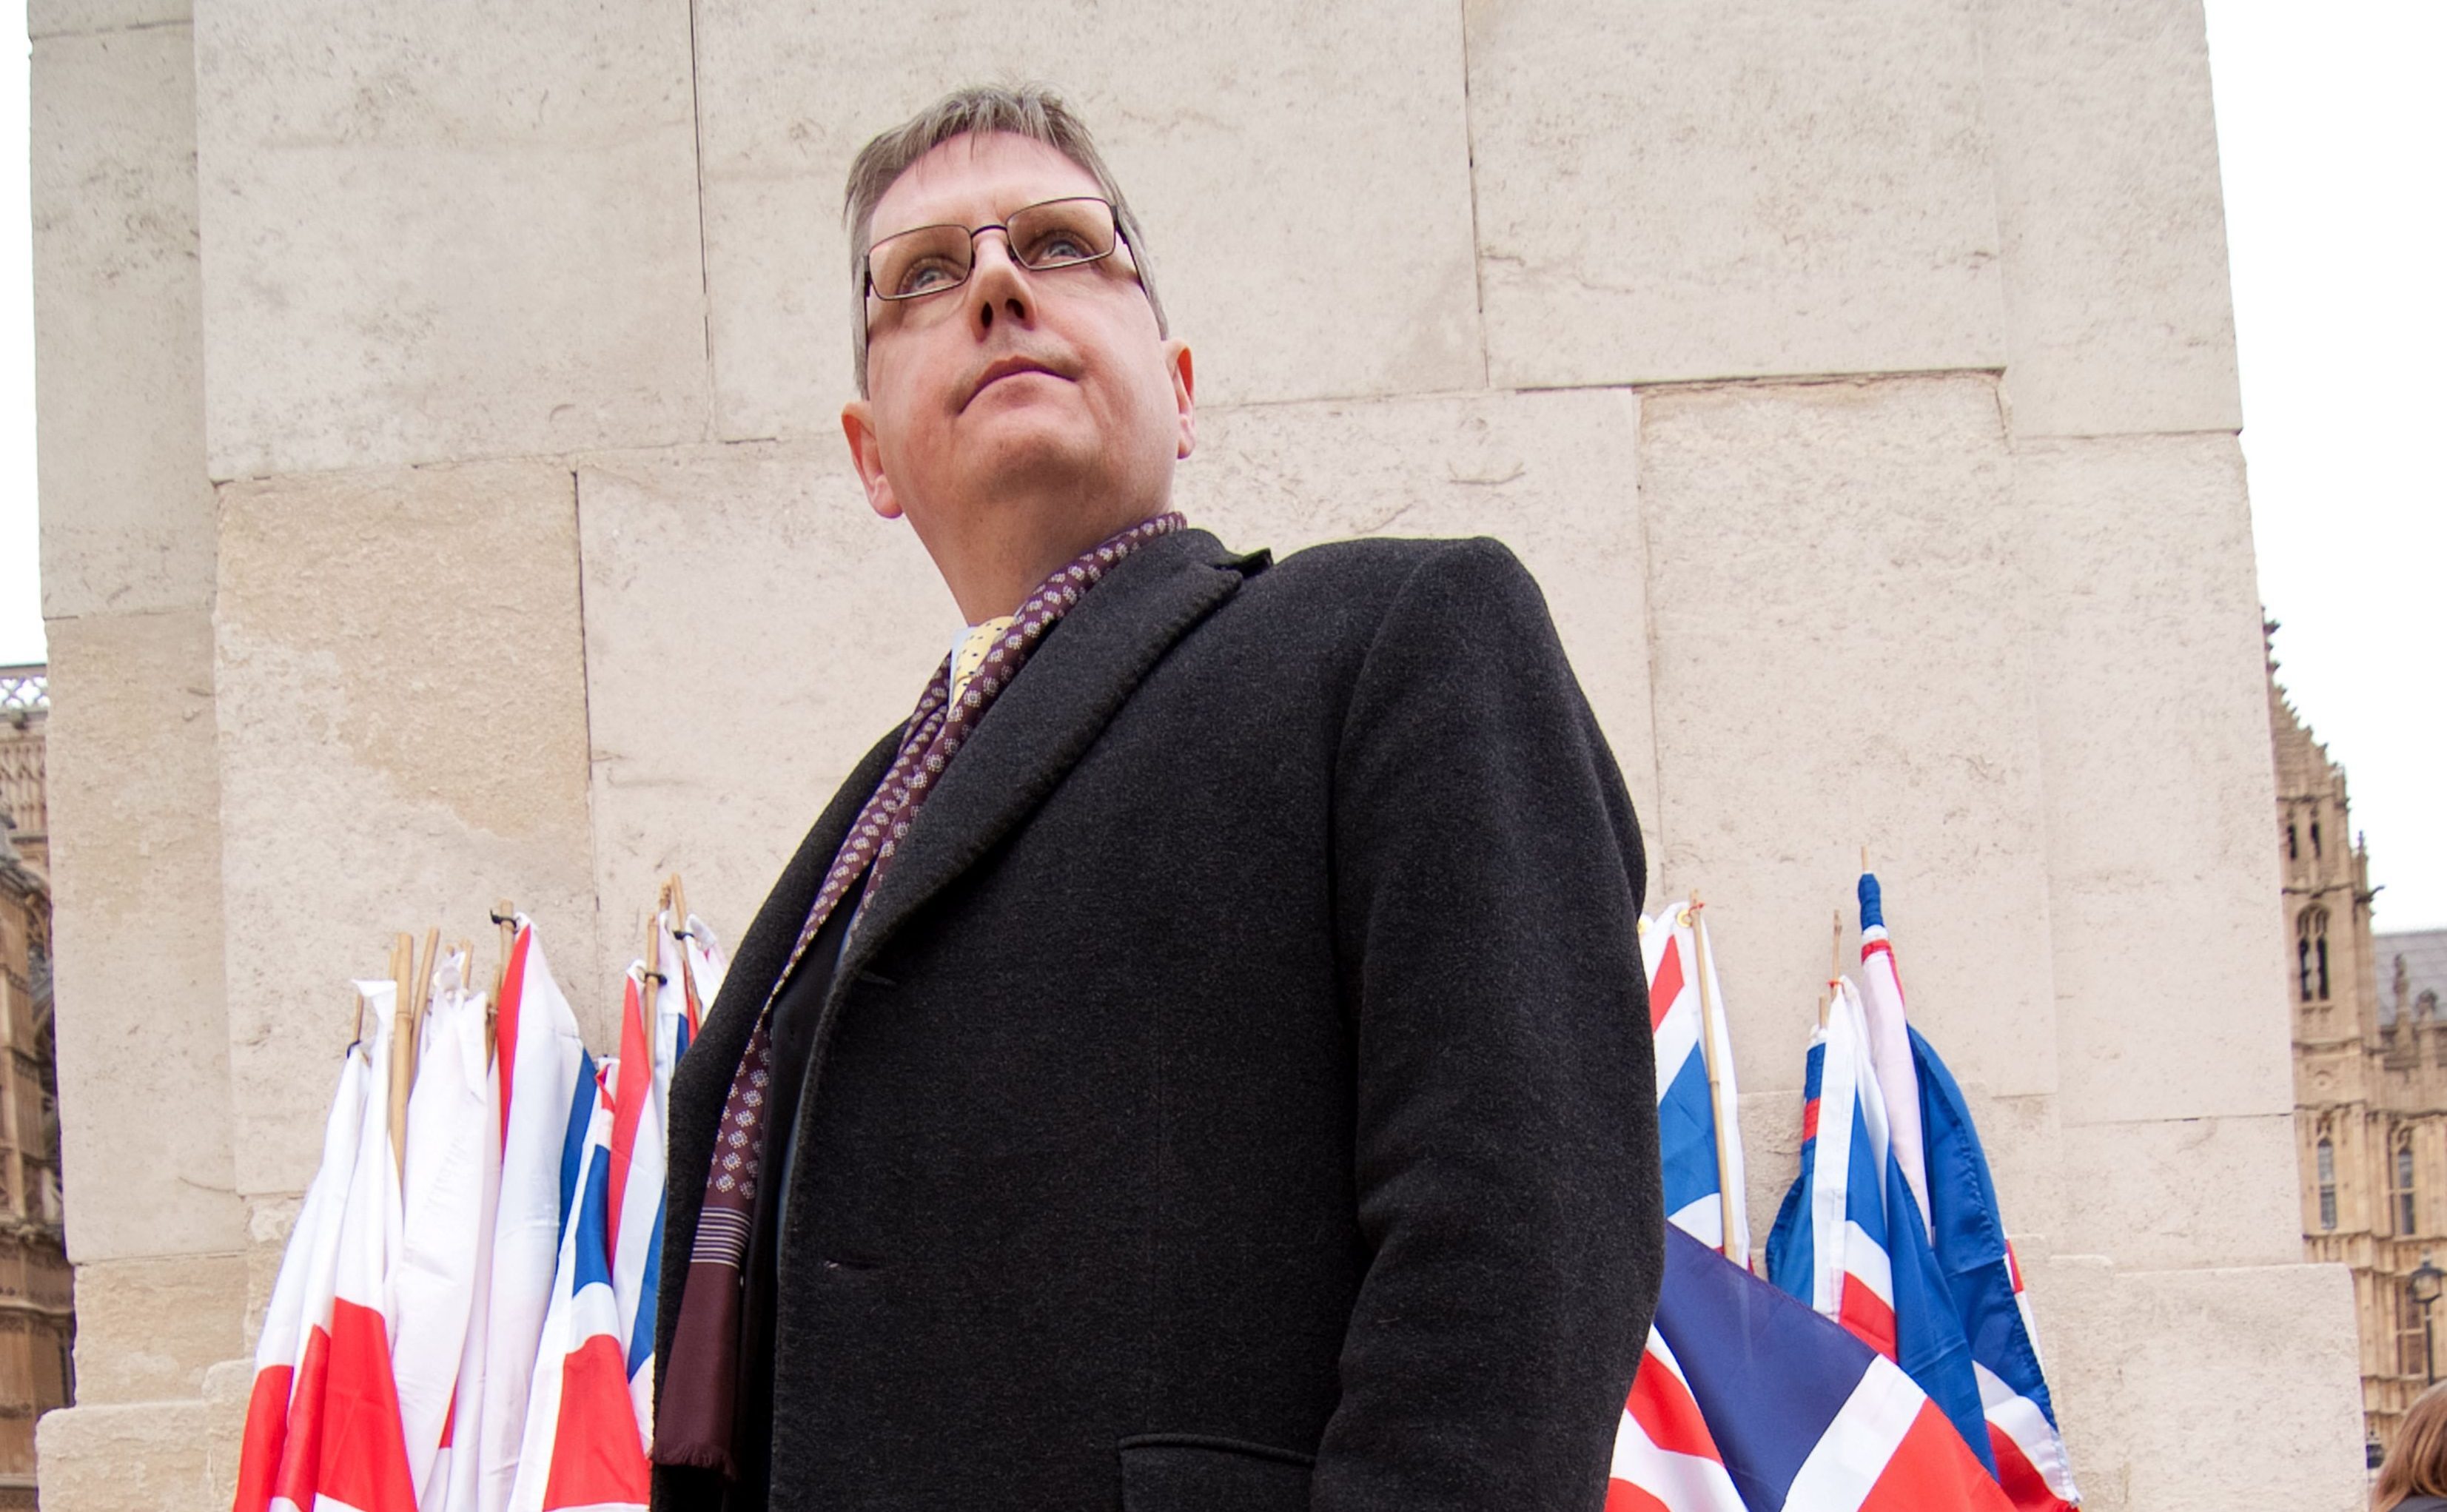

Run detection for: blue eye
[[896, 258, 963, 297]]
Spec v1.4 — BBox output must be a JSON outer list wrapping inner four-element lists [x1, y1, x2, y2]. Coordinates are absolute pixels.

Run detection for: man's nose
[[968, 229, 1033, 335]]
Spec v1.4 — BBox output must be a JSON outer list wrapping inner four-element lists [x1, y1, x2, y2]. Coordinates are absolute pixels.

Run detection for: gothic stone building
[[2282, 662, 2447, 1459], [0, 671, 70, 1507]]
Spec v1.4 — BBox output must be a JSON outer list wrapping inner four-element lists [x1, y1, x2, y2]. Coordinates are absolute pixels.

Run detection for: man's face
[[842, 132, 1193, 563]]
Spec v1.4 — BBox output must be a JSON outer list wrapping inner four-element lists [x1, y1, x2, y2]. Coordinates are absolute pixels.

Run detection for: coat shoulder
[[1262, 533, 1526, 591], [1232, 534, 1540, 641]]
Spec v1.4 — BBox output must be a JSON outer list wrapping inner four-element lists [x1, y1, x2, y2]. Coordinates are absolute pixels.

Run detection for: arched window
[[2287, 816, 2300, 860], [2312, 816, 2325, 858], [2405, 1280, 2432, 1378], [2300, 908, 2332, 1002], [2320, 1138, 2338, 1231], [2400, 1140, 2420, 1236]]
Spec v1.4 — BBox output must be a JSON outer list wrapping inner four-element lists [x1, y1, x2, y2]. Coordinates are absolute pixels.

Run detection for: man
[[652, 84, 1659, 1511]]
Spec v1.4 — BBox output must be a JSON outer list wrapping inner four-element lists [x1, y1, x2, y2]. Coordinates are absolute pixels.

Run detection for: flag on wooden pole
[[1641, 899, 1750, 1266], [235, 1044, 369, 1512], [1766, 979, 1995, 1476]]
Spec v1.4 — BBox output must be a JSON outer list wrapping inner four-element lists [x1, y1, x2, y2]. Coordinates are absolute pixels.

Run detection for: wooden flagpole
[[666, 873, 702, 1031], [1686, 893, 1740, 1260], [490, 899, 517, 1058], [387, 932, 415, 1172]]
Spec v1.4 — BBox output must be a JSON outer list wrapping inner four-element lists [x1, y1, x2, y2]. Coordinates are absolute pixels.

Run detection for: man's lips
[[964, 355, 1073, 409]]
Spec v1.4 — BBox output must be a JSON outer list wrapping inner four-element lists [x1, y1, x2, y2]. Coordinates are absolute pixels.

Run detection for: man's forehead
[[869, 131, 1107, 238]]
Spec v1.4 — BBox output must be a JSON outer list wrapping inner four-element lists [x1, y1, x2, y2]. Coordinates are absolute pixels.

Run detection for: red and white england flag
[[234, 1043, 369, 1512], [303, 987, 418, 1512]]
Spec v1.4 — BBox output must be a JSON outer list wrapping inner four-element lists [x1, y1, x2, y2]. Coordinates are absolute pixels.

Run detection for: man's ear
[[1167, 339, 1196, 461], [841, 398, 902, 520]]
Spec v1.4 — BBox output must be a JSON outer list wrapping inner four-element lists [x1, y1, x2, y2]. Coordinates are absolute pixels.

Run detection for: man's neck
[[936, 502, 1166, 622]]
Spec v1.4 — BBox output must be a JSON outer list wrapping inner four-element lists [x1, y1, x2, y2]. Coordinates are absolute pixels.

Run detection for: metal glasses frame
[[862, 195, 1131, 303]]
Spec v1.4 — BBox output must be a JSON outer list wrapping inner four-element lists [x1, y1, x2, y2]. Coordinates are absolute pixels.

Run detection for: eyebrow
[[872, 188, 1102, 240]]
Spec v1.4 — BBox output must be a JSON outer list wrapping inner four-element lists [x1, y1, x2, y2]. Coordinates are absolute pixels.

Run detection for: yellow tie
[[950, 616, 1016, 702]]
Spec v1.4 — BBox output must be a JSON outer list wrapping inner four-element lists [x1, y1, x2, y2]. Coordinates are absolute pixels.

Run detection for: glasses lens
[[870, 224, 973, 300], [1008, 199, 1117, 271]]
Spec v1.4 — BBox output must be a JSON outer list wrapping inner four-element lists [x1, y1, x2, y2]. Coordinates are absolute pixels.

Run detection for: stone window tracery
[[2300, 907, 2332, 1003], [2399, 1136, 2420, 1236], [2404, 1280, 2431, 1378], [2320, 1136, 2338, 1231]]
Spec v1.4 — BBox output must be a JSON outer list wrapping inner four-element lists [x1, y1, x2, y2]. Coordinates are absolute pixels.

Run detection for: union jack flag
[[1642, 901, 1749, 1265], [508, 1064, 650, 1512], [1611, 1227, 2013, 1511], [1765, 978, 1995, 1476]]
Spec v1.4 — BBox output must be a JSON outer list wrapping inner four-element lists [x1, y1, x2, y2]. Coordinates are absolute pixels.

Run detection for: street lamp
[[2410, 1256, 2444, 1386]]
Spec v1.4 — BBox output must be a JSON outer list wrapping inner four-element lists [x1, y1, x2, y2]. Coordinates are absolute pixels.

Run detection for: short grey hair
[[843, 83, 1169, 395]]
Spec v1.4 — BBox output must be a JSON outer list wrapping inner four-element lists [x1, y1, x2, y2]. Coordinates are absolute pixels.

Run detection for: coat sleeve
[[1312, 537, 1661, 1511]]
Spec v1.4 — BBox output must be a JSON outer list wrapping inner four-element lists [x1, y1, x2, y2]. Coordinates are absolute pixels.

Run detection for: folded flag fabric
[[235, 1044, 369, 1512], [314, 989, 418, 1512], [678, 913, 728, 1046], [479, 919, 590, 1512], [608, 965, 670, 1443], [1611, 1226, 2014, 1512], [1767, 979, 1995, 1476], [1642, 900, 1750, 1265], [1850, 870, 2081, 1509], [508, 1065, 650, 1512], [1913, 1029, 2081, 1511], [394, 952, 497, 1503], [1855, 875, 1930, 1234]]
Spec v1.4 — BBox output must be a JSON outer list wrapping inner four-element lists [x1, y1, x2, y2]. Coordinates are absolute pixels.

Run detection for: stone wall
[[30, 1, 2366, 1506]]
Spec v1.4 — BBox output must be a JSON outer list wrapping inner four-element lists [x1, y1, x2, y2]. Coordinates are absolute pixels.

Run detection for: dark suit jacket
[[653, 528, 1661, 1511]]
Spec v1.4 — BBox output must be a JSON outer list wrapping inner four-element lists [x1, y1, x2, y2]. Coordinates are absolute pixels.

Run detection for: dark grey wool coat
[[651, 527, 1662, 1511]]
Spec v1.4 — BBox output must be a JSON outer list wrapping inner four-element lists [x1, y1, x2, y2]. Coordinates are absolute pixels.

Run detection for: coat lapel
[[654, 725, 902, 1367], [834, 528, 1262, 986]]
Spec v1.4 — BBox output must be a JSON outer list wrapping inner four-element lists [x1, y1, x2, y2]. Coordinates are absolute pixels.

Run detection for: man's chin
[[956, 409, 1101, 488]]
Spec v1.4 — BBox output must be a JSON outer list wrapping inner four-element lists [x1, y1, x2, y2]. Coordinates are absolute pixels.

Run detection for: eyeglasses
[[864, 195, 1132, 303]]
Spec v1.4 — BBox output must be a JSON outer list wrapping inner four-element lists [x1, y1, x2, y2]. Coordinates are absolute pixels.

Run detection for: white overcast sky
[[0, 6, 2436, 925]]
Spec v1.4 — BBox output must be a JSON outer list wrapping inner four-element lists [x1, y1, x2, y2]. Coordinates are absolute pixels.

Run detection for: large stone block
[[1467, 0, 2007, 389], [42, 610, 244, 1262], [1982, 0, 2242, 437], [2035, 1258, 2364, 1511], [1638, 374, 2058, 1103], [2016, 434, 2291, 1122], [68, 1251, 245, 1404], [192, 0, 708, 477], [2058, 1114, 2300, 1271], [37, 1397, 238, 1512], [574, 443, 953, 998], [215, 462, 599, 1191], [1178, 388, 1654, 840], [27, 0, 187, 38], [691, 0, 1482, 439], [33, 24, 215, 618]]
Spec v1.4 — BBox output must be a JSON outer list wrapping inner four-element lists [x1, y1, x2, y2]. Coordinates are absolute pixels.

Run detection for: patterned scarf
[[654, 511, 1186, 1474]]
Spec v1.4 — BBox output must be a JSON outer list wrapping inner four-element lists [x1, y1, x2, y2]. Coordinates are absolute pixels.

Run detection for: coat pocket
[[1118, 1434, 1314, 1512]]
